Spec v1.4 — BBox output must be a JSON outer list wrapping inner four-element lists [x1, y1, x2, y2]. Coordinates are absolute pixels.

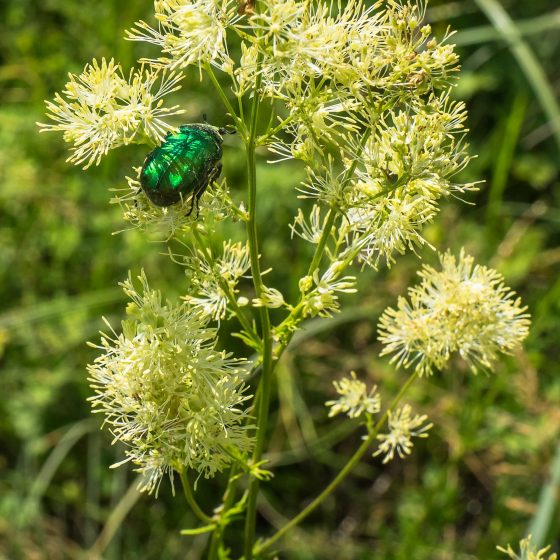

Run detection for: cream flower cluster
[[126, 0, 240, 71], [112, 167, 237, 236], [40, 0, 470, 263], [39, 58, 184, 168], [300, 262, 357, 319], [344, 95, 475, 267], [373, 404, 432, 464], [182, 240, 252, 320], [41, 0, 533, 501], [326, 373, 433, 465], [224, 0, 472, 269], [378, 250, 531, 376], [87, 272, 254, 493], [498, 536, 558, 560], [326, 371, 381, 419]]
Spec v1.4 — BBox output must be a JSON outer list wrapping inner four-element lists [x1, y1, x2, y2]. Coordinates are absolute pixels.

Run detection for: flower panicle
[[252, 286, 287, 309], [498, 535, 558, 560], [111, 168, 234, 236], [300, 261, 357, 319], [373, 404, 432, 463], [290, 205, 326, 244], [377, 249, 531, 376], [38, 58, 185, 169], [126, 0, 240, 72], [326, 371, 381, 419], [182, 239, 252, 321], [242, 0, 468, 269], [87, 270, 255, 494]]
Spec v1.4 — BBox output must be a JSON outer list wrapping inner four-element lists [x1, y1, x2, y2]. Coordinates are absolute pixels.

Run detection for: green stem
[[306, 206, 337, 276], [373, 369, 420, 442], [255, 370, 419, 555], [274, 128, 375, 344], [257, 113, 294, 144], [208, 531, 219, 560], [306, 124, 373, 278], [179, 470, 214, 525], [205, 63, 246, 135], [257, 75, 328, 145], [207, 464, 243, 560], [237, 92, 246, 127], [243, 67, 274, 560]]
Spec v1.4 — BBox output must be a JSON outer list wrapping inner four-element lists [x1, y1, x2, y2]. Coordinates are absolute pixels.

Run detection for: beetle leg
[[194, 190, 203, 218], [134, 188, 142, 209], [208, 162, 222, 188], [185, 186, 204, 218], [186, 163, 222, 218]]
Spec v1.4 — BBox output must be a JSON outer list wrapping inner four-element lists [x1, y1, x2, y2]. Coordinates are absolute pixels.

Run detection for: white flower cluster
[[87, 272, 254, 493], [112, 167, 237, 236], [183, 240, 251, 320], [378, 250, 531, 376], [498, 535, 558, 560], [373, 404, 432, 464], [326, 371, 381, 419], [344, 95, 474, 267], [300, 262, 357, 319], [41, 0, 533, 502], [126, 0, 240, 71], [39, 59, 184, 168], [326, 373, 432, 465], [240, 0, 470, 268], [40, 0, 472, 261]]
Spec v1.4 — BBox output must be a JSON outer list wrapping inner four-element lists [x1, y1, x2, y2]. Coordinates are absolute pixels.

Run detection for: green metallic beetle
[[140, 123, 225, 214]]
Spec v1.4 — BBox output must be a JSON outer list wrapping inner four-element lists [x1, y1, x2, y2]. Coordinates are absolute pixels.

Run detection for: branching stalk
[[255, 370, 420, 555], [179, 470, 214, 526]]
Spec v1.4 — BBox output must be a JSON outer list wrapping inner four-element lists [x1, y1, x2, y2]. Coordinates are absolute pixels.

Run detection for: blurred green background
[[1, 1, 559, 558]]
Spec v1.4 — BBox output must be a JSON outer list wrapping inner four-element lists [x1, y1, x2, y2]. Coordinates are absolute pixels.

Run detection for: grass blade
[[527, 440, 560, 548], [454, 9, 560, 46], [474, 0, 560, 152]]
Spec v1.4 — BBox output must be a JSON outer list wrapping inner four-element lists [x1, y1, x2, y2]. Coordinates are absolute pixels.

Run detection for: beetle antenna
[[202, 112, 208, 123]]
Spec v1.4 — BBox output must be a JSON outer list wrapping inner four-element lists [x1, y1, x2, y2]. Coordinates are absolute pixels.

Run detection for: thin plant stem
[[88, 476, 144, 558], [306, 206, 337, 276], [179, 470, 214, 525], [207, 463, 241, 559], [243, 62, 275, 560], [205, 63, 245, 134], [236, 87, 247, 127], [306, 126, 372, 277], [257, 112, 294, 144], [21, 419, 96, 524], [255, 370, 420, 555], [208, 527, 220, 560]]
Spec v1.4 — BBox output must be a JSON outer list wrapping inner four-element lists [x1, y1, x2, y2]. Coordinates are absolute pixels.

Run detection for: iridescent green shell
[[140, 124, 223, 208]]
